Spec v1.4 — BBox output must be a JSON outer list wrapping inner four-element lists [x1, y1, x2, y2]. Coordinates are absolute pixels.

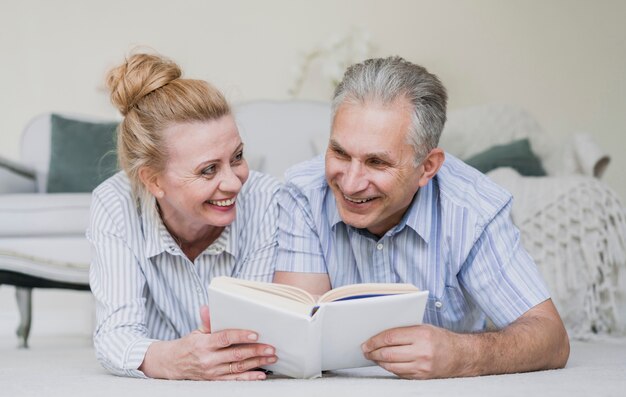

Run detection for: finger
[[361, 326, 417, 353], [208, 329, 259, 348], [363, 345, 415, 363], [215, 370, 270, 381], [228, 354, 278, 376], [375, 360, 421, 379], [375, 360, 433, 380], [199, 305, 211, 333], [211, 343, 276, 364]]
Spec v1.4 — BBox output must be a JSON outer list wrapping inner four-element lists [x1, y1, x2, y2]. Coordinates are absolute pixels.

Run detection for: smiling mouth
[[207, 197, 236, 207], [343, 195, 376, 204]]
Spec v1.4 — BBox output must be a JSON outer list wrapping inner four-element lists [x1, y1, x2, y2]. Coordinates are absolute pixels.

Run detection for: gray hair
[[331, 56, 447, 164]]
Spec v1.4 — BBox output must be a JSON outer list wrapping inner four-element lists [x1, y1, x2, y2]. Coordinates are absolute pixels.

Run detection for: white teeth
[[344, 195, 372, 204], [208, 198, 235, 207]]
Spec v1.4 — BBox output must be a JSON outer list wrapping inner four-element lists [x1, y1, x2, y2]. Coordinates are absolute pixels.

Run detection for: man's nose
[[341, 160, 368, 194]]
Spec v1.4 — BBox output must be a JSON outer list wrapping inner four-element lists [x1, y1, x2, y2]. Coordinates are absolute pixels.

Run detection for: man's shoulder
[[437, 154, 512, 220], [284, 155, 328, 195]]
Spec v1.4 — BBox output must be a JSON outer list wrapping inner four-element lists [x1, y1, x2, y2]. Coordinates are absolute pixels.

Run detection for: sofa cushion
[[464, 138, 547, 176], [0, 193, 91, 237], [47, 114, 118, 193], [0, 237, 91, 283]]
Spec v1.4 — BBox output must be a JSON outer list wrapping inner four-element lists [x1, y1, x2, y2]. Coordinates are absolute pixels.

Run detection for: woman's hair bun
[[106, 53, 181, 116]]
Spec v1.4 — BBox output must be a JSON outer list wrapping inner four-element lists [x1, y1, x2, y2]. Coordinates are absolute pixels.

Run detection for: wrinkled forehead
[[163, 116, 241, 164], [330, 99, 416, 158]]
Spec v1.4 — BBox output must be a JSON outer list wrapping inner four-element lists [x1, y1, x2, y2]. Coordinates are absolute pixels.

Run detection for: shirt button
[[196, 287, 203, 293], [376, 243, 384, 250], [435, 301, 443, 308]]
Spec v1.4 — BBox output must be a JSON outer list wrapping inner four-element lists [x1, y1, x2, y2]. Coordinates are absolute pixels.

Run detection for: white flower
[[289, 27, 374, 98]]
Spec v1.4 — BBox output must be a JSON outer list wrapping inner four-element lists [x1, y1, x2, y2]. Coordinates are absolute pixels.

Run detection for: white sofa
[[0, 101, 331, 347], [1, 100, 624, 347]]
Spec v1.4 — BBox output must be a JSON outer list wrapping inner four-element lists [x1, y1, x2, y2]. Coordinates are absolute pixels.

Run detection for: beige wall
[[1, 0, 625, 336]]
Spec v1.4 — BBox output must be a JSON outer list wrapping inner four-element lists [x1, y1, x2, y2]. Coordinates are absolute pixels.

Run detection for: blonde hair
[[105, 52, 230, 201]]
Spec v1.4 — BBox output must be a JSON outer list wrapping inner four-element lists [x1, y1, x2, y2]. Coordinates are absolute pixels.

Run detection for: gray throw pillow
[[46, 114, 118, 193], [464, 138, 547, 176]]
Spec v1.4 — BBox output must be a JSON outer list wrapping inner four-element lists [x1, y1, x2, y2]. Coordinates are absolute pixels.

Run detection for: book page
[[319, 290, 429, 371], [210, 277, 316, 315], [208, 286, 324, 378], [317, 282, 420, 304]]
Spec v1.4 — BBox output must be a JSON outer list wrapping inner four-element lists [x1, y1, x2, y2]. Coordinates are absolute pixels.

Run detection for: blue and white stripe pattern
[[276, 154, 550, 332], [87, 170, 280, 378]]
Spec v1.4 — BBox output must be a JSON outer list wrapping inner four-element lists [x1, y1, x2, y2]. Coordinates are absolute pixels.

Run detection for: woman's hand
[[140, 306, 277, 380]]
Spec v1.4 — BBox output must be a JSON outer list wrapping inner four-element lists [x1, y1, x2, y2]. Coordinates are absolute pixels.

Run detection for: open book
[[207, 277, 429, 379]]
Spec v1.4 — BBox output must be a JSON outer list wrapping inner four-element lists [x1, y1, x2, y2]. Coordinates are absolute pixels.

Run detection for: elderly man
[[274, 56, 569, 379]]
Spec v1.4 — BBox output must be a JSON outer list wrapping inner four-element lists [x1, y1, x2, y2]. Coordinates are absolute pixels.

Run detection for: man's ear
[[138, 166, 164, 198], [418, 148, 445, 188]]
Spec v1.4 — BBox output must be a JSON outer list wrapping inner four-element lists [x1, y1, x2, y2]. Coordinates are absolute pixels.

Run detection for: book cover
[[207, 277, 428, 378]]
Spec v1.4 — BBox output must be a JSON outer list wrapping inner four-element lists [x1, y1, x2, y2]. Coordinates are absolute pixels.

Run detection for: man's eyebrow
[[328, 139, 344, 152], [329, 138, 393, 162], [365, 150, 393, 163]]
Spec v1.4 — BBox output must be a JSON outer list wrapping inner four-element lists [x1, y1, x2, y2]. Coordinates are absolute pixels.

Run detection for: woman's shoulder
[[241, 170, 281, 199], [92, 171, 132, 202], [235, 170, 281, 223], [90, 171, 138, 221]]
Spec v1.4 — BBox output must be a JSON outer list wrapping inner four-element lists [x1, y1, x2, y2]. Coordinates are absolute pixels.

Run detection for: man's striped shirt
[[276, 154, 550, 332]]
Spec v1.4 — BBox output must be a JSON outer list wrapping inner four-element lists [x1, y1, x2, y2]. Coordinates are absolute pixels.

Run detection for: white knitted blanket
[[488, 168, 626, 339]]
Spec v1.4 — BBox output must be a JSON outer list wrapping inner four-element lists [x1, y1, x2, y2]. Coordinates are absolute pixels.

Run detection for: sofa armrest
[[0, 155, 36, 194], [571, 133, 610, 178], [543, 133, 610, 179]]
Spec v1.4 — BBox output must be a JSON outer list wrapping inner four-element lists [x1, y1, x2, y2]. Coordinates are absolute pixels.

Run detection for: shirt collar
[[142, 197, 167, 258], [141, 196, 238, 260], [326, 177, 436, 244], [402, 177, 435, 244], [327, 187, 344, 229]]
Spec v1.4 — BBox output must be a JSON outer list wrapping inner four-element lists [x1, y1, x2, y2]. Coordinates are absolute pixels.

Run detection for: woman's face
[[153, 115, 249, 236]]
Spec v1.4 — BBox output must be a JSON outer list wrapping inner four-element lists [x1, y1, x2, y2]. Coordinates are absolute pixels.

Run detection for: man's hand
[[362, 299, 569, 379], [139, 305, 277, 380], [361, 324, 465, 379]]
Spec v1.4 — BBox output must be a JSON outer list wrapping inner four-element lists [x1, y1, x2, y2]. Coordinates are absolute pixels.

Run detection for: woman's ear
[[138, 166, 164, 198], [418, 148, 445, 188]]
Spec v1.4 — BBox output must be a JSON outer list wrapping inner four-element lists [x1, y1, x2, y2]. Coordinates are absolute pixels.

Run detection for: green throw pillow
[[47, 114, 119, 193], [464, 138, 547, 176]]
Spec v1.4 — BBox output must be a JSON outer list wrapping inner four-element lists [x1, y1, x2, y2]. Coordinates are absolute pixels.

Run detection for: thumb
[[198, 305, 211, 333]]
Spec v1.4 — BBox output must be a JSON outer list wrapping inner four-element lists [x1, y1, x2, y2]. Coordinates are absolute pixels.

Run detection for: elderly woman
[[88, 53, 278, 380]]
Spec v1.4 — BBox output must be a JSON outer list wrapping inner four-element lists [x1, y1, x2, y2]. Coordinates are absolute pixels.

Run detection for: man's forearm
[[457, 299, 570, 376], [362, 299, 569, 379]]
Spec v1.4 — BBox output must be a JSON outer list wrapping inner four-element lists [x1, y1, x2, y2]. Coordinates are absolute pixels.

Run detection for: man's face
[[325, 99, 424, 237]]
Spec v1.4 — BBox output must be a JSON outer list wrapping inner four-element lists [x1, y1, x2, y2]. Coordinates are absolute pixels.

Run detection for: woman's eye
[[201, 165, 216, 175], [233, 151, 244, 162]]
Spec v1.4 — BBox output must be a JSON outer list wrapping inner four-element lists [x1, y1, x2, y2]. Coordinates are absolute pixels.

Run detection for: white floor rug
[[1, 334, 625, 397]]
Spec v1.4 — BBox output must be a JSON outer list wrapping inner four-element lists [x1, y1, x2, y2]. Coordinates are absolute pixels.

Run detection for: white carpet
[[1, 335, 625, 397]]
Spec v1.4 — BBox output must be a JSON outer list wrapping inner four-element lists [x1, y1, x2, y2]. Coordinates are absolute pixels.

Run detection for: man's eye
[[334, 149, 348, 158], [368, 158, 385, 166]]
